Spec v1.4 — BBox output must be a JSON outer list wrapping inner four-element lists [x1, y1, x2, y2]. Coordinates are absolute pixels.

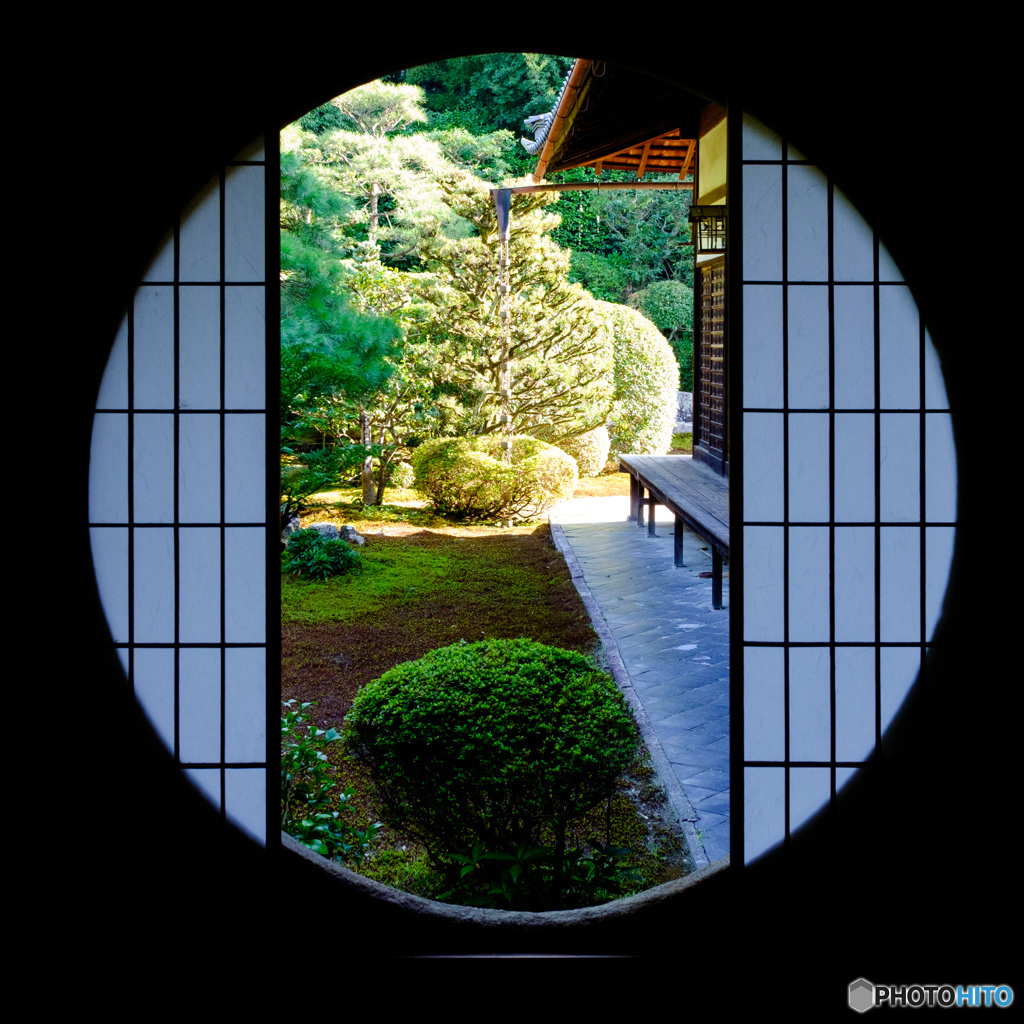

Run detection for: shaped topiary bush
[[592, 300, 679, 458], [344, 639, 637, 863], [411, 434, 577, 521]]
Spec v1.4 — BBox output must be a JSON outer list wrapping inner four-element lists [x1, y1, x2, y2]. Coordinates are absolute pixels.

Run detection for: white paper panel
[[925, 413, 957, 522], [788, 647, 830, 761], [833, 286, 875, 409], [742, 112, 782, 160], [225, 527, 266, 642], [834, 646, 876, 761], [179, 286, 221, 409], [833, 414, 875, 522], [743, 527, 785, 641], [226, 769, 266, 843], [833, 527, 875, 642], [133, 413, 175, 523], [133, 527, 176, 643], [133, 287, 174, 409], [880, 527, 921, 642], [225, 647, 267, 763], [89, 413, 128, 522], [133, 647, 176, 758], [879, 285, 920, 410], [179, 176, 220, 282], [225, 414, 266, 523], [744, 767, 785, 862], [178, 413, 221, 523], [179, 647, 222, 763], [743, 164, 783, 281], [832, 187, 874, 282], [225, 288, 266, 409], [225, 166, 265, 282], [744, 646, 785, 761], [880, 413, 920, 523], [743, 285, 784, 408], [743, 413, 784, 521], [787, 526, 831, 642], [89, 527, 129, 642], [179, 527, 222, 643], [786, 165, 828, 282], [789, 768, 831, 833], [787, 413, 830, 522], [787, 286, 829, 409]]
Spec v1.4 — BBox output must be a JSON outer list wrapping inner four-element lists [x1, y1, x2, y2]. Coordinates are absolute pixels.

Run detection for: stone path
[[549, 491, 730, 866]]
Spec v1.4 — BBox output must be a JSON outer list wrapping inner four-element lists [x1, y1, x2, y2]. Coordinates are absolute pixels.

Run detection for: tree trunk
[[359, 408, 377, 505], [368, 182, 379, 246]]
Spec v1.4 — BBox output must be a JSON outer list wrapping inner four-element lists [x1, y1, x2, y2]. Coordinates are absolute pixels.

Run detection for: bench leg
[[712, 548, 723, 609], [628, 474, 638, 521], [674, 515, 684, 566], [637, 486, 645, 528], [648, 499, 656, 536]]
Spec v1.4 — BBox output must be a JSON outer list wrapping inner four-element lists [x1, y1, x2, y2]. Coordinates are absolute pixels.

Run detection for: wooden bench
[[619, 454, 730, 609]]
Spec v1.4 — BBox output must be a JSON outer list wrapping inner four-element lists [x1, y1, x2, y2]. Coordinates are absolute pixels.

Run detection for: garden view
[[280, 55, 696, 910]]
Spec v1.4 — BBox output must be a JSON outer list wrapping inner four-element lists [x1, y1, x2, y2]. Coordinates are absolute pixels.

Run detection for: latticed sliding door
[[699, 255, 727, 471]]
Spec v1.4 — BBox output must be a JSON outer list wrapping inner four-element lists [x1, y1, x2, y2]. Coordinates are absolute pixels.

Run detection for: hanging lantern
[[688, 205, 727, 254]]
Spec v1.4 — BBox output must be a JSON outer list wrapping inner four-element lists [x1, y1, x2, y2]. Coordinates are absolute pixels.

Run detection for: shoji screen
[[88, 137, 272, 845], [85, 114, 957, 873], [737, 113, 957, 863]]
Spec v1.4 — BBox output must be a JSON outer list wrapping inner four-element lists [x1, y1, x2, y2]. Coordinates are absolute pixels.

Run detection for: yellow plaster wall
[[699, 117, 728, 205]]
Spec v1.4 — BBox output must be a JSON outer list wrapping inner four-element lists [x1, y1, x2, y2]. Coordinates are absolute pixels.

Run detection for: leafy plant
[[281, 528, 361, 581], [281, 700, 381, 864], [441, 837, 643, 911]]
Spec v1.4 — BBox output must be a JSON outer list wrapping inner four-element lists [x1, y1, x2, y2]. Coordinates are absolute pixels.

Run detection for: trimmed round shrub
[[282, 528, 360, 580], [411, 434, 577, 521], [561, 426, 611, 477], [344, 639, 637, 857], [592, 300, 680, 458]]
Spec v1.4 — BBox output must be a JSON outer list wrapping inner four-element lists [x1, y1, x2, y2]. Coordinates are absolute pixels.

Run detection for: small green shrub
[[387, 460, 416, 490], [344, 639, 637, 873], [281, 700, 381, 864], [282, 528, 361, 580], [411, 434, 577, 521], [561, 426, 612, 478]]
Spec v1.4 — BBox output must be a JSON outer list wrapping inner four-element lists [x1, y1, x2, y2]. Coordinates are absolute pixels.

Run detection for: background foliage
[[282, 58, 695, 509]]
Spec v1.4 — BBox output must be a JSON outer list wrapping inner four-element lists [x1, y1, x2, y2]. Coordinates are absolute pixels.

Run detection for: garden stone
[[340, 525, 366, 546], [281, 516, 301, 546], [309, 522, 340, 541]]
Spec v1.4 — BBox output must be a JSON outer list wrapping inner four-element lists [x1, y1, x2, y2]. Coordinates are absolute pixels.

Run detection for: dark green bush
[[410, 434, 577, 521], [282, 528, 361, 580], [344, 639, 637, 866]]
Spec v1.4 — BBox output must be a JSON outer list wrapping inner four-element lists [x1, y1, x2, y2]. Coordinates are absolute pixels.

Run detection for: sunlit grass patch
[[670, 432, 693, 454]]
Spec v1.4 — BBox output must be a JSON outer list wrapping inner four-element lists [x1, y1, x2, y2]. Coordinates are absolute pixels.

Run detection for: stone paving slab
[[549, 492, 730, 868]]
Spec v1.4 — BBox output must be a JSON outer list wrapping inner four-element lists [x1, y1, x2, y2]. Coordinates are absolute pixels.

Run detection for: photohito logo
[[849, 979, 1014, 1011]]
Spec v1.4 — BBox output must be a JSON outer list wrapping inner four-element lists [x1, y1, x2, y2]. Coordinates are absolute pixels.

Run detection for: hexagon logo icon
[[849, 978, 874, 1013]]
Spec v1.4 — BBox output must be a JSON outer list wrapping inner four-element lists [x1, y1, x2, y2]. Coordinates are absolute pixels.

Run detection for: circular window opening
[[87, 54, 957, 920]]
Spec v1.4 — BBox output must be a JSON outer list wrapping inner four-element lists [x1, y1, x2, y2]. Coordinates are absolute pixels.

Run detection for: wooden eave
[[526, 59, 704, 182]]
